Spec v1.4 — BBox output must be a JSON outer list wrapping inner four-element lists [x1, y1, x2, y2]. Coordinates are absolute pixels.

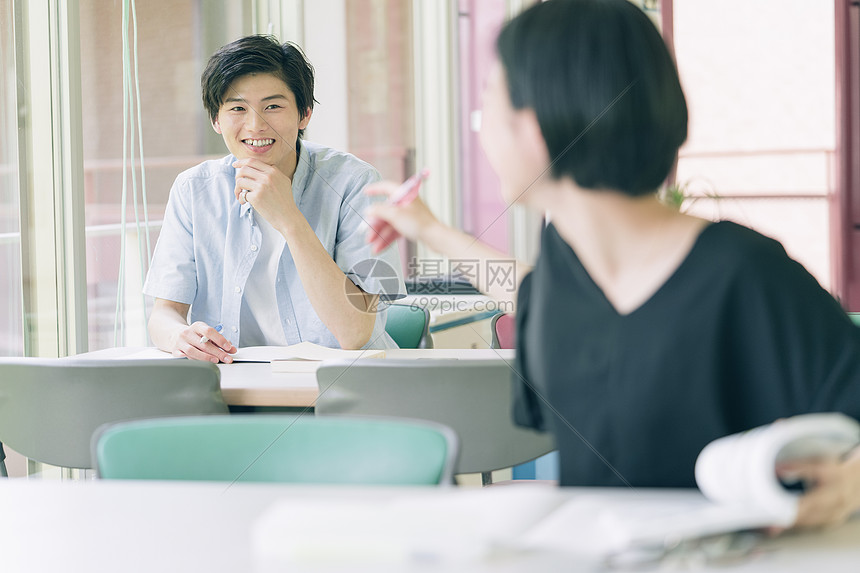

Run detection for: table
[[78, 347, 515, 408], [1, 480, 857, 573]]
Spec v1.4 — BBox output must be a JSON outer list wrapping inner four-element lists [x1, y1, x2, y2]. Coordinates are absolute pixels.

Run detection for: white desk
[[77, 347, 515, 408], [1, 480, 857, 573]]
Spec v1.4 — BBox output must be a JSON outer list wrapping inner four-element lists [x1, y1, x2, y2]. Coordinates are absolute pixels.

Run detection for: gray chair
[[315, 360, 554, 483], [0, 359, 228, 471]]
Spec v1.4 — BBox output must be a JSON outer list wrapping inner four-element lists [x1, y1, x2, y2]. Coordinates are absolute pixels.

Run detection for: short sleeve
[[142, 177, 198, 304], [511, 271, 548, 432], [724, 228, 860, 421], [334, 167, 407, 302]]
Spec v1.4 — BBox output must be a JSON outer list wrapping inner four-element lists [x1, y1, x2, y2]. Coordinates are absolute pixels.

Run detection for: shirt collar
[[290, 140, 310, 207]]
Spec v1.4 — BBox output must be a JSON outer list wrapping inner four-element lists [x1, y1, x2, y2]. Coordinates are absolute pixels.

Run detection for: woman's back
[[514, 221, 860, 487]]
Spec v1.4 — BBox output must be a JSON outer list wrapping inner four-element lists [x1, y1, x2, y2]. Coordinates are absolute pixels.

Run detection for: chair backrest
[[385, 304, 433, 348], [0, 359, 228, 469], [315, 360, 554, 475], [490, 313, 516, 349], [94, 414, 458, 485]]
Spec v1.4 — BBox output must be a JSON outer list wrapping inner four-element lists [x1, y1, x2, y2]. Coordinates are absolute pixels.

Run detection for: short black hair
[[201, 35, 316, 138], [497, 0, 687, 196]]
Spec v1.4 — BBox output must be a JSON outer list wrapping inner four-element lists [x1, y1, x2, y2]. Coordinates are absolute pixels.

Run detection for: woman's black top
[[513, 221, 860, 487]]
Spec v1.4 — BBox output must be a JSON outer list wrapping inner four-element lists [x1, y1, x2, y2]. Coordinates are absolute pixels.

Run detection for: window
[[79, 1, 249, 350], [674, 0, 835, 289], [0, 0, 24, 357]]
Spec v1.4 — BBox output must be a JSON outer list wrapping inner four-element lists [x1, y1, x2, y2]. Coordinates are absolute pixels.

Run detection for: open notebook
[[520, 412, 860, 557], [120, 342, 384, 373], [232, 342, 385, 373]]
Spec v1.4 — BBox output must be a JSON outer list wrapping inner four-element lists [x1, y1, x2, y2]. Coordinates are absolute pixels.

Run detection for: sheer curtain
[[79, 1, 248, 350]]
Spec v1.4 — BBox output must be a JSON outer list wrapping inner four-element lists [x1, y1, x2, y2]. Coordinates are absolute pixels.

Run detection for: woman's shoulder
[[692, 220, 795, 270], [696, 220, 828, 300], [699, 219, 783, 251]]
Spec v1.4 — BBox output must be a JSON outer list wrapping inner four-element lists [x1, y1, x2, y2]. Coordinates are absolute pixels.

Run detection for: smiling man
[[143, 35, 405, 362]]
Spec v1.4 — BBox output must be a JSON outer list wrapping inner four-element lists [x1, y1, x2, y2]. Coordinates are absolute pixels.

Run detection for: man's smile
[[243, 138, 275, 147]]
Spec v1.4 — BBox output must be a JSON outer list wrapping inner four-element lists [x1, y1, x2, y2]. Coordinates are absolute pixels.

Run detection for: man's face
[[212, 72, 311, 177]]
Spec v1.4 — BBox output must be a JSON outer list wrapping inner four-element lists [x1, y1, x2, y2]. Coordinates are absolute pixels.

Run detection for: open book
[[521, 412, 860, 557], [232, 341, 385, 373]]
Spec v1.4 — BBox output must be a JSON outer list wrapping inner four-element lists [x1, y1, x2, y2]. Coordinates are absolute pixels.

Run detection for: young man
[[144, 35, 405, 363]]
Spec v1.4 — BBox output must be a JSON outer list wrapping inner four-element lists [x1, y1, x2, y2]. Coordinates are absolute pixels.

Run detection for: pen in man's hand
[[199, 324, 223, 346]]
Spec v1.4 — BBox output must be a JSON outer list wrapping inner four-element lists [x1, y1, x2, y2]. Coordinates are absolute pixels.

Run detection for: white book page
[[521, 414, 860, 557], [233, 342, 385, 363], [115, 348, 179, 360], [519, 491, 774, 557]]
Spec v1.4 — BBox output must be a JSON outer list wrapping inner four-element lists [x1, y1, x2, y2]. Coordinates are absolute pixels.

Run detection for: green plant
[[659, 180, 690, 210], [659, 179, 720, 213]]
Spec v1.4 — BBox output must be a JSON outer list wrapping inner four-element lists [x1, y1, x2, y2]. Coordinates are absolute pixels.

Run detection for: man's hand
[[233, 157, 301, 232], [172, 321, 237, 364], [149, 299, 236, 364]]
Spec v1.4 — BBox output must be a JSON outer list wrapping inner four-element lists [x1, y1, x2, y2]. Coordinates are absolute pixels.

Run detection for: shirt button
[[231, 326, 238, 333], [234, 286, 241, 293], [250, 245, 258, 252]]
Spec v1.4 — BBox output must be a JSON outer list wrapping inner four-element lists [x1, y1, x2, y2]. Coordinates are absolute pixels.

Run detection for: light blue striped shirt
[[143, 141, 406, 349]]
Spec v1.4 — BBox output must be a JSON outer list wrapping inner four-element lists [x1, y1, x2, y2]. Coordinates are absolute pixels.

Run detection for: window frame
[[835, 0, 860, 310], [14, 0, 87, 358]]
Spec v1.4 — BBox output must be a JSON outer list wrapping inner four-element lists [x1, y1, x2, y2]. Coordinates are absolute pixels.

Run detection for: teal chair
[[93, 415, 458, 485], [850, 312, 860, 327], [385, 304, 433, 348]]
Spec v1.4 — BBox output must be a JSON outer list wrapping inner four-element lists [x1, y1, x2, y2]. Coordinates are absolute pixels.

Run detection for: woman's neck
[[533, 180, 708, 315]]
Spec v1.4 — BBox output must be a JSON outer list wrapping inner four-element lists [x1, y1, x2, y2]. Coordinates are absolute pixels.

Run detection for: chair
[[93, 414, 458, 485], [0, 359, 228, 471], [490, 313, 516, 350], [385, 303, 433, 348], [850, 312, 860, 327], [315, 360, 554, 482]]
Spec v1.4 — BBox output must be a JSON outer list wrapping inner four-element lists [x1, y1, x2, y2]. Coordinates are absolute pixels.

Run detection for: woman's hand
[[363, 180, 441, 253], [779, 446, 860, 529]]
